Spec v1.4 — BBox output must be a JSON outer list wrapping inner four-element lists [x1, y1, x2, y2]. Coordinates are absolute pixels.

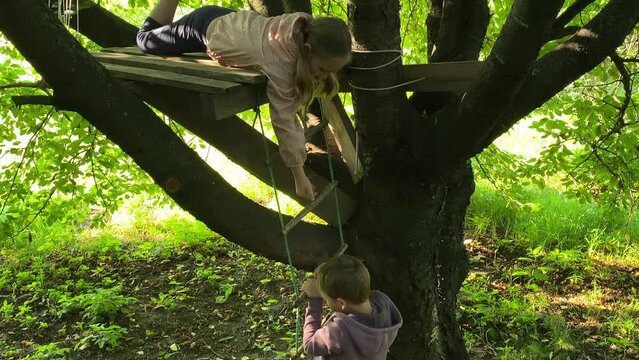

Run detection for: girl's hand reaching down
[[291, 166, 316, 201]]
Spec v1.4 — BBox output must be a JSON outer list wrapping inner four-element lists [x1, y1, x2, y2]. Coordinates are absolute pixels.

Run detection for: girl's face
[[308, 54, 350, 80]]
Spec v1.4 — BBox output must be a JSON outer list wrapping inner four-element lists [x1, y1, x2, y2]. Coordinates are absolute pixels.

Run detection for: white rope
[[347, 49, 430, 91], [348, 77, 426, 92], [351, 49, 402, 54], [349, 49, 403, 71], [349, 55, 401, 71]]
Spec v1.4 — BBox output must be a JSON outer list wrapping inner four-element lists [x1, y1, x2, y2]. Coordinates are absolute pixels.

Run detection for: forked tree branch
[[502, 0, 639, 138], [420, 0, 564, 172]]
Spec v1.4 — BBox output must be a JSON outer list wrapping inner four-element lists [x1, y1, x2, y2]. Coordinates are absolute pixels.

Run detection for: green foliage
[[58, 286, 136, 323], [468, 180, 638, 252], [23, 343, 70, 360], [0, 40, 162, 243], [476, 28, 639, 210], [75, 324, 128, 350]]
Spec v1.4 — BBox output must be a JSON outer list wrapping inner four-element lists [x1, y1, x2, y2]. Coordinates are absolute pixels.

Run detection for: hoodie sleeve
[[266, 80, 307, 167], [303, 297, 344, 356]]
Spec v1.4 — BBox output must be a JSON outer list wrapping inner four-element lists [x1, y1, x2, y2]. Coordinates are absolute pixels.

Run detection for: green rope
[[254, 108, 302, 351], [254, 99, 349, 353]]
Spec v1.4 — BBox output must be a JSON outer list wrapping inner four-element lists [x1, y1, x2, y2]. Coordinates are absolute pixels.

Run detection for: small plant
[[17, 304, 38, 327], [0, 299, 15, 319], [75, 324, 128, 350], [151, 292, 179, 310], [151, 281, 190, 310], [195, 266, 221, 283], [0, 269, 12, 290], [23, 342, 70, 360], [58, 285, 136, 323], [216, 282, 236, 304]]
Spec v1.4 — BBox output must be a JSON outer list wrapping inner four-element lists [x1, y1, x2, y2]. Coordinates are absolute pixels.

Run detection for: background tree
[[0, 0, 637, 358]]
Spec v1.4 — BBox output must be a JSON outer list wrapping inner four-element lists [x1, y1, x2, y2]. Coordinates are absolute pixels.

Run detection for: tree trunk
[[347, 0, 472, 357], [348, 163, 474, 359]]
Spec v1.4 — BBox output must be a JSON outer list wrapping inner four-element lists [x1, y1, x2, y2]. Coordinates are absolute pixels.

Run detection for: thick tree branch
[[11, 95, 57, 107], [348, 0, 413, 171], [498, 0, 639, 140], [421, 0, 564, 172], [410, 0, 489, 115], [71, 0, 139, 47], [548, 25, 580, 40], [0, 80, 48, 90], [429, 0, 489, 63], [0, 0, 341, 269], [282, 0, 311, 14], [426, 0, 443, 59], [553, 0, 594, 30], [248, 0, 284, 16]]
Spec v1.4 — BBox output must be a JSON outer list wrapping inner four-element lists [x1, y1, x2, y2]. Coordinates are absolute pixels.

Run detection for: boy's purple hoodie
[[303, 290, 403, 359]]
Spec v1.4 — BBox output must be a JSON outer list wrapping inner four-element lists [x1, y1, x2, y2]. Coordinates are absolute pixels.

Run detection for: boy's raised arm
[[303, 297, 343, 356]]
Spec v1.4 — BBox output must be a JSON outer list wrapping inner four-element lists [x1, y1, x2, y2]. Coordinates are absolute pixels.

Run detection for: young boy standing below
[[301, 255, 403, 359]]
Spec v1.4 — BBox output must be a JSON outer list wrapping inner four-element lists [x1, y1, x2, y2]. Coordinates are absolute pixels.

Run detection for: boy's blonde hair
[[316, 254, 370, 304], [294, 16, 351, 114]]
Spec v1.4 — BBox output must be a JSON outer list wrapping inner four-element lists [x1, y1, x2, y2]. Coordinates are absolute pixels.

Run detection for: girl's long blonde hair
[[295, 17, 351, 115]]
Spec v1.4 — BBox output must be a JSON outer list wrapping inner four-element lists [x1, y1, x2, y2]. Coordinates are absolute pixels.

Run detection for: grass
[[1, 182, 638, 359], [461, 180, 639, 359], [468, 180, 639, 254], [0, 200, 301, 359]]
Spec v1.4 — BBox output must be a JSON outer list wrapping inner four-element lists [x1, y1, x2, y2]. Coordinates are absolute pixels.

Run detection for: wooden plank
[[202, 82, 268, 120], [98, 47, 265, 84], [282, 181, 338, 235], [402, 61, 483, 81], [102, 46, 208, 59], [100, 47, 481, 92], [320, 97, 363, 183], [339, 60, 483, 92], [102, 63, 240, 94]]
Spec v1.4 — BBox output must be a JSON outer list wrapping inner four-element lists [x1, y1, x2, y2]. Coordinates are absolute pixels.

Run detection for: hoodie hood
[[330, 291, 403, 358]]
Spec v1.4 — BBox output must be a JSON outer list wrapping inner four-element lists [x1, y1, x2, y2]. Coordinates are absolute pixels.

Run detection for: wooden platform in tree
[[93, 48, 355, 226], [93, 48, 268, 120], [95, 47, 483, 96], [92, 47, 483, 227]]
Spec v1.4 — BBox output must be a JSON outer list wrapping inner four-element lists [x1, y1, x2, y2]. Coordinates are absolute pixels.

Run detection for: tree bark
[[348, 0, 472, 358], [505, 0, 639, 136], [412, 0, 489, 120], [72, 0, 139, 47], [282, 0, 311, 14], [248, 0, 285, 17]]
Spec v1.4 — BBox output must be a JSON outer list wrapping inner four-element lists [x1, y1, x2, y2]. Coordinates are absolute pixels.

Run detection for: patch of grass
[[462, 182, 639, 359], [468, 180, 639, 254], [0, 198, 300, 359]]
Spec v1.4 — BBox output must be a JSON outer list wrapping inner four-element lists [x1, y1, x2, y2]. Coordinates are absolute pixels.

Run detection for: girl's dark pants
[[136, 5, 234, 55]]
